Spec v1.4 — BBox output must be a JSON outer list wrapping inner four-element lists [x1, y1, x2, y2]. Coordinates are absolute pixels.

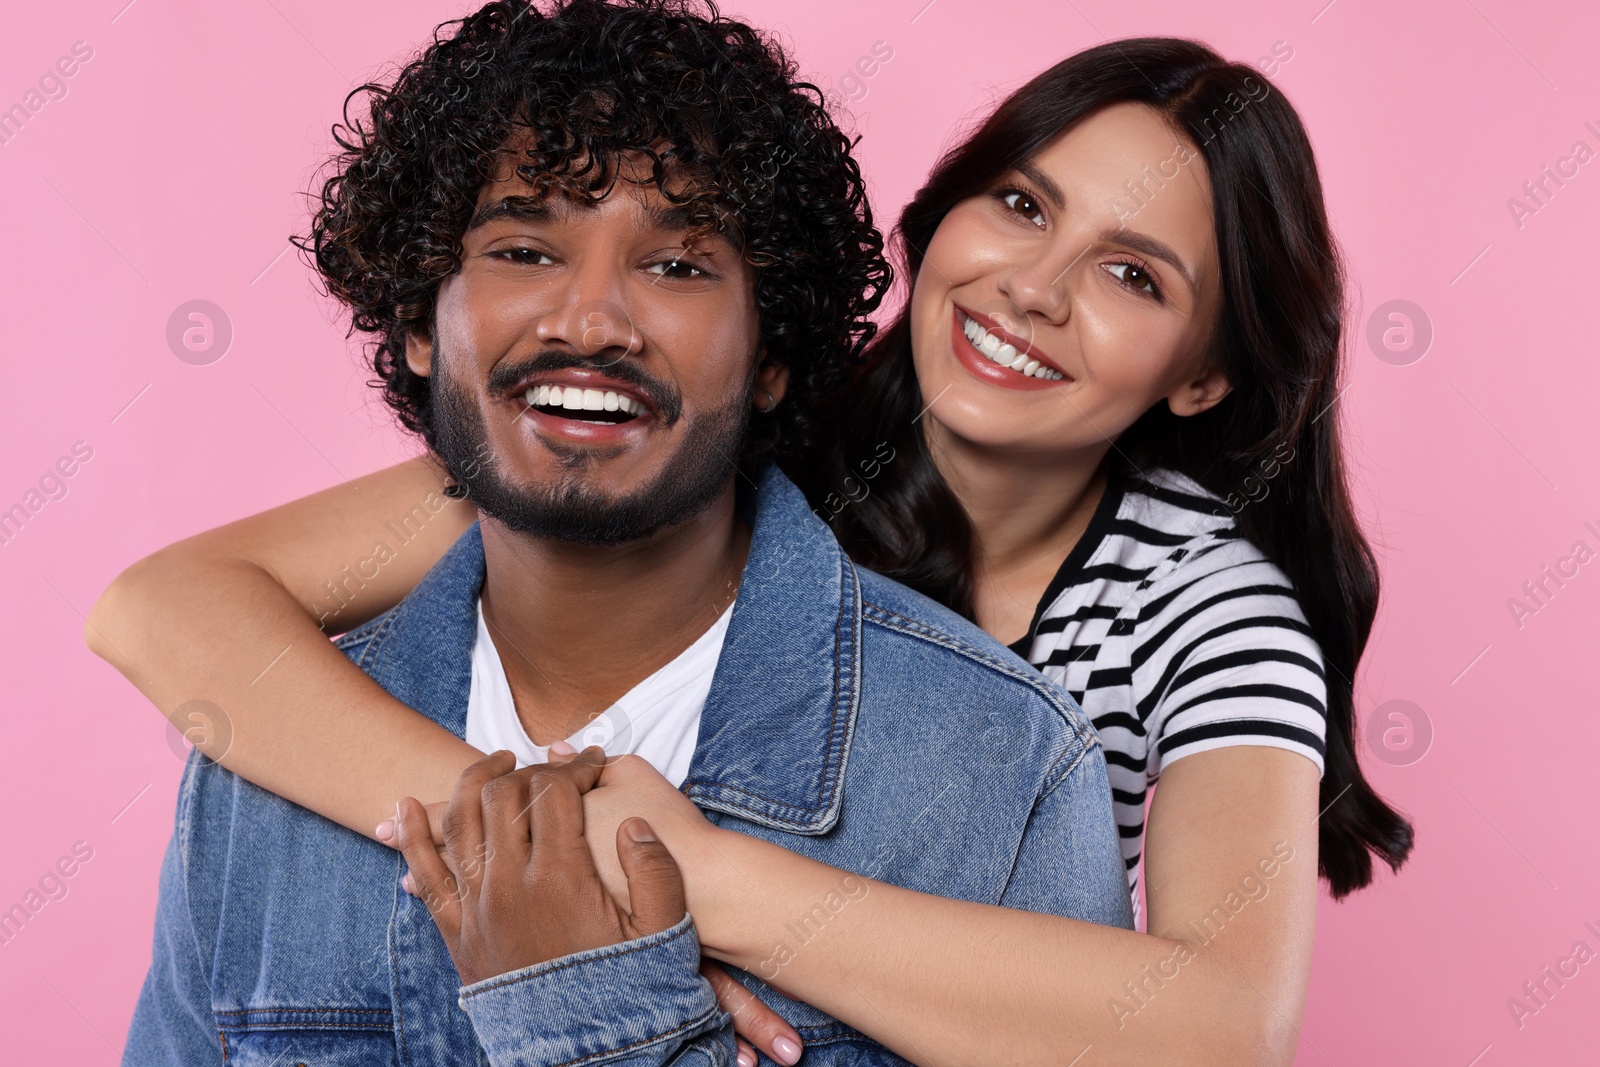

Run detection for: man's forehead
[[468, 142, 733, 243], [466, 180, 710, 237], [487, 134, 667, 180]]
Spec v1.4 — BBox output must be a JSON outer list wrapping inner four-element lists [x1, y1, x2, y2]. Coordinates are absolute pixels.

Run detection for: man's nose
[[535, 258, 643, 362]]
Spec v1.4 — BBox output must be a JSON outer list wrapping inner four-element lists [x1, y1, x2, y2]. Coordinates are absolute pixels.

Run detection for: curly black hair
[[292, 0, 890, 475]]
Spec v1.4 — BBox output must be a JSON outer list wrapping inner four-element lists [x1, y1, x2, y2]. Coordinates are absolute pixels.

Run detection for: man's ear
[[1167, 361, 1231, 417], [404, 325, 435, 378], [752, 351, 790, 410]]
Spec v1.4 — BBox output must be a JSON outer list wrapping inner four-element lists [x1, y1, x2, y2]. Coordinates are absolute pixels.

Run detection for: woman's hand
[[700, 959, 805, 1067], [567, 751, 807, 1067], [576, 751, 718, 907]]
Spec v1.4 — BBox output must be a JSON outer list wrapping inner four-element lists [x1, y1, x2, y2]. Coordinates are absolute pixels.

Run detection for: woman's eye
[[1001, 190, 1045, 226], [648, 258, 705, 280], [495, 247, 553, 265], [1106, 261, 1160, 298]]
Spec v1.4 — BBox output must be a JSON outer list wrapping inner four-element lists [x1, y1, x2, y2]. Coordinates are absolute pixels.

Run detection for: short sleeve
[[1132, 536, 1327, 778]]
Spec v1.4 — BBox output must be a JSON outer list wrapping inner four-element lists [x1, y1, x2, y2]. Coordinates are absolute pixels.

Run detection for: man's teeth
[[523, 385, 643, 416], [961, 315, 1064, 380]]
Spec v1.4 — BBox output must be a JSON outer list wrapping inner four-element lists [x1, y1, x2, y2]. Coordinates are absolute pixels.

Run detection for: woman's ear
[[752, 353, 790, 412], [404, 326, 434, 378], [1167, 362, 1231, 417]]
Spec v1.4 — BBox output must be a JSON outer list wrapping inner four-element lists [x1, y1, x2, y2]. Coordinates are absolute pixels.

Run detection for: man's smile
[[525, 385, 644, 423], [498, 364, 670, 447]]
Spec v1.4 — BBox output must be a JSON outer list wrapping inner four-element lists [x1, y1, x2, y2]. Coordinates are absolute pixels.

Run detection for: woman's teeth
[[523, 384, 643, 422], [961, 315, 1064, 380]]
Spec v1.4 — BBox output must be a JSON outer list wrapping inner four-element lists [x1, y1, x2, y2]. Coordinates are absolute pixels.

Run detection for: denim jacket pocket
[[214, 1007, 398, 1066]]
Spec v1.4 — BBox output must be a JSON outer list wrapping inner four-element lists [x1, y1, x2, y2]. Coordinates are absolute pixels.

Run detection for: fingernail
[[772, 1035, 802, 1065], [549, 739, 577, 755], [625, 819, 657, 844], [375, 820, 395, 842], [400, 873, 412, 894], [737, 1046, 757, 1067]]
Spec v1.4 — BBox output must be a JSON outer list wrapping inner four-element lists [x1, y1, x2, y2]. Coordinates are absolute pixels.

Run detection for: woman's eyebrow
[[1016, 161, 1066, 208], [1104, 227, 1197, 291]]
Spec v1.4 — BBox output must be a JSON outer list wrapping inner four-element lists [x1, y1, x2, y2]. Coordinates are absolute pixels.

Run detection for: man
[[120, 1, 1133, 1064]]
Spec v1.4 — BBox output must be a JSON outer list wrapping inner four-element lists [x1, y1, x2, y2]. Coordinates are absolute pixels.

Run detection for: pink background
[[2, 0, 1596, 1062]]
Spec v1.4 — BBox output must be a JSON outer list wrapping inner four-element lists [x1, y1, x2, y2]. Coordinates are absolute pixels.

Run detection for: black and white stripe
[[1009, 468, 1327, 926]]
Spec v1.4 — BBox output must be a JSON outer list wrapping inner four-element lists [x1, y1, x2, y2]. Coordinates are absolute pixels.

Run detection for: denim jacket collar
[[355, 463, 859, 836]]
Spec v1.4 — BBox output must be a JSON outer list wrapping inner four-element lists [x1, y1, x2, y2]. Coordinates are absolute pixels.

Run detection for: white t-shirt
[[465, 598, 734, 788]]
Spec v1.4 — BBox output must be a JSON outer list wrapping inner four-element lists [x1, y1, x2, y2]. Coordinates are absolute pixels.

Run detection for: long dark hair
[[800, 37, 1411, 897]]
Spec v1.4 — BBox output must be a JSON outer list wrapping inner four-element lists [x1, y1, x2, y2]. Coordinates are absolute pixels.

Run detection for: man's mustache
[[484, 351, 683, 425]]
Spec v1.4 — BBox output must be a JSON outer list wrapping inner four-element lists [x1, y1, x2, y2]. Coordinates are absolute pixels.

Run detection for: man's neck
[[476, 485, 749, 746]]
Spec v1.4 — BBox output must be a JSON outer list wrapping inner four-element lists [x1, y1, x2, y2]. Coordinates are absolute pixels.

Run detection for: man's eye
[[495, 248, 553, 265], [648, 258, 705, 280]]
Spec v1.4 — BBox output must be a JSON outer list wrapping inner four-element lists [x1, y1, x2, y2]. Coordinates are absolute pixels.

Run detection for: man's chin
[[468, 468, 729, 547], [433, 369, 750, 548]]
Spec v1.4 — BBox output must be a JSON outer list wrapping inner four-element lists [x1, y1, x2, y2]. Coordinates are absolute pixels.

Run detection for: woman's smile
[[950, 305, 1069, 385]]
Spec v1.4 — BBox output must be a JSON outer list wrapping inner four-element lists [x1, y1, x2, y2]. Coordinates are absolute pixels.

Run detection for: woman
[[91, 36, 1410, 1066]]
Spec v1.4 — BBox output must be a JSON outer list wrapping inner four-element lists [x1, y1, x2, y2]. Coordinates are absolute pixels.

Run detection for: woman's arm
[[94, 460, 810, 1067], [594, 746, 1320, 1066], [86, 456, 484, 838]]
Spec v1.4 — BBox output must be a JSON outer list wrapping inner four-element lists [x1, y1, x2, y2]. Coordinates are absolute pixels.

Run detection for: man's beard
[[429, 348, 752, 546]]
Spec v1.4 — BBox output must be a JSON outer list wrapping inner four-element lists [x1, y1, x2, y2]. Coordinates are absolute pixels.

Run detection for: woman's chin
[[926, 408, 1051, 456]]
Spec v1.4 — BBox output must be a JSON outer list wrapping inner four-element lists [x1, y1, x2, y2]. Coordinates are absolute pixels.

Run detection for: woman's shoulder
[[1112, 476, 1328, 769], [1026, 466, 1310, 648], [1118, 469, 1289, 587], [1063, 467, 1250, 591], [1054, 468, 1314, 662], [1027, 468, 1234, 618], [1116, 467, 1234, 538]]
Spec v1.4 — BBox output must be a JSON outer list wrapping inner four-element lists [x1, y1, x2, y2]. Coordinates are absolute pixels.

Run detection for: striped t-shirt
[[1007, 466, 1327, 925]]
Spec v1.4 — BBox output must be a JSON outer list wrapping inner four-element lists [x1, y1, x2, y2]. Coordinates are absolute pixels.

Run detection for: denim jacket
[[123, 464, 1133, 1066]]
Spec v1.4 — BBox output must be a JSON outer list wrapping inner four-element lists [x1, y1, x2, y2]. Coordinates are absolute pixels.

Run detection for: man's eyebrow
[[467, 196, 552, 231], [466, 195, 725, 248], [1102, 226, 1198, 291], [645, 201, 710, 236]]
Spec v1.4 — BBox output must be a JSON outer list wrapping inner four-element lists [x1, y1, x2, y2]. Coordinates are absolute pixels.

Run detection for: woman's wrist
[[668, 823, 770, 962]]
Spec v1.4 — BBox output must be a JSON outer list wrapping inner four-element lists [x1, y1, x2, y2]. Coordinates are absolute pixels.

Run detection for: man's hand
[[393, 747, 689, 987], [379, 747, 716, 907], [383, 747, 807, 1065]]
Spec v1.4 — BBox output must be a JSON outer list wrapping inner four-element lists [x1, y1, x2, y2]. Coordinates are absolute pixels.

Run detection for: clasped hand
[[385, 746, 805, 1067], [391, 747, 686, 986]]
